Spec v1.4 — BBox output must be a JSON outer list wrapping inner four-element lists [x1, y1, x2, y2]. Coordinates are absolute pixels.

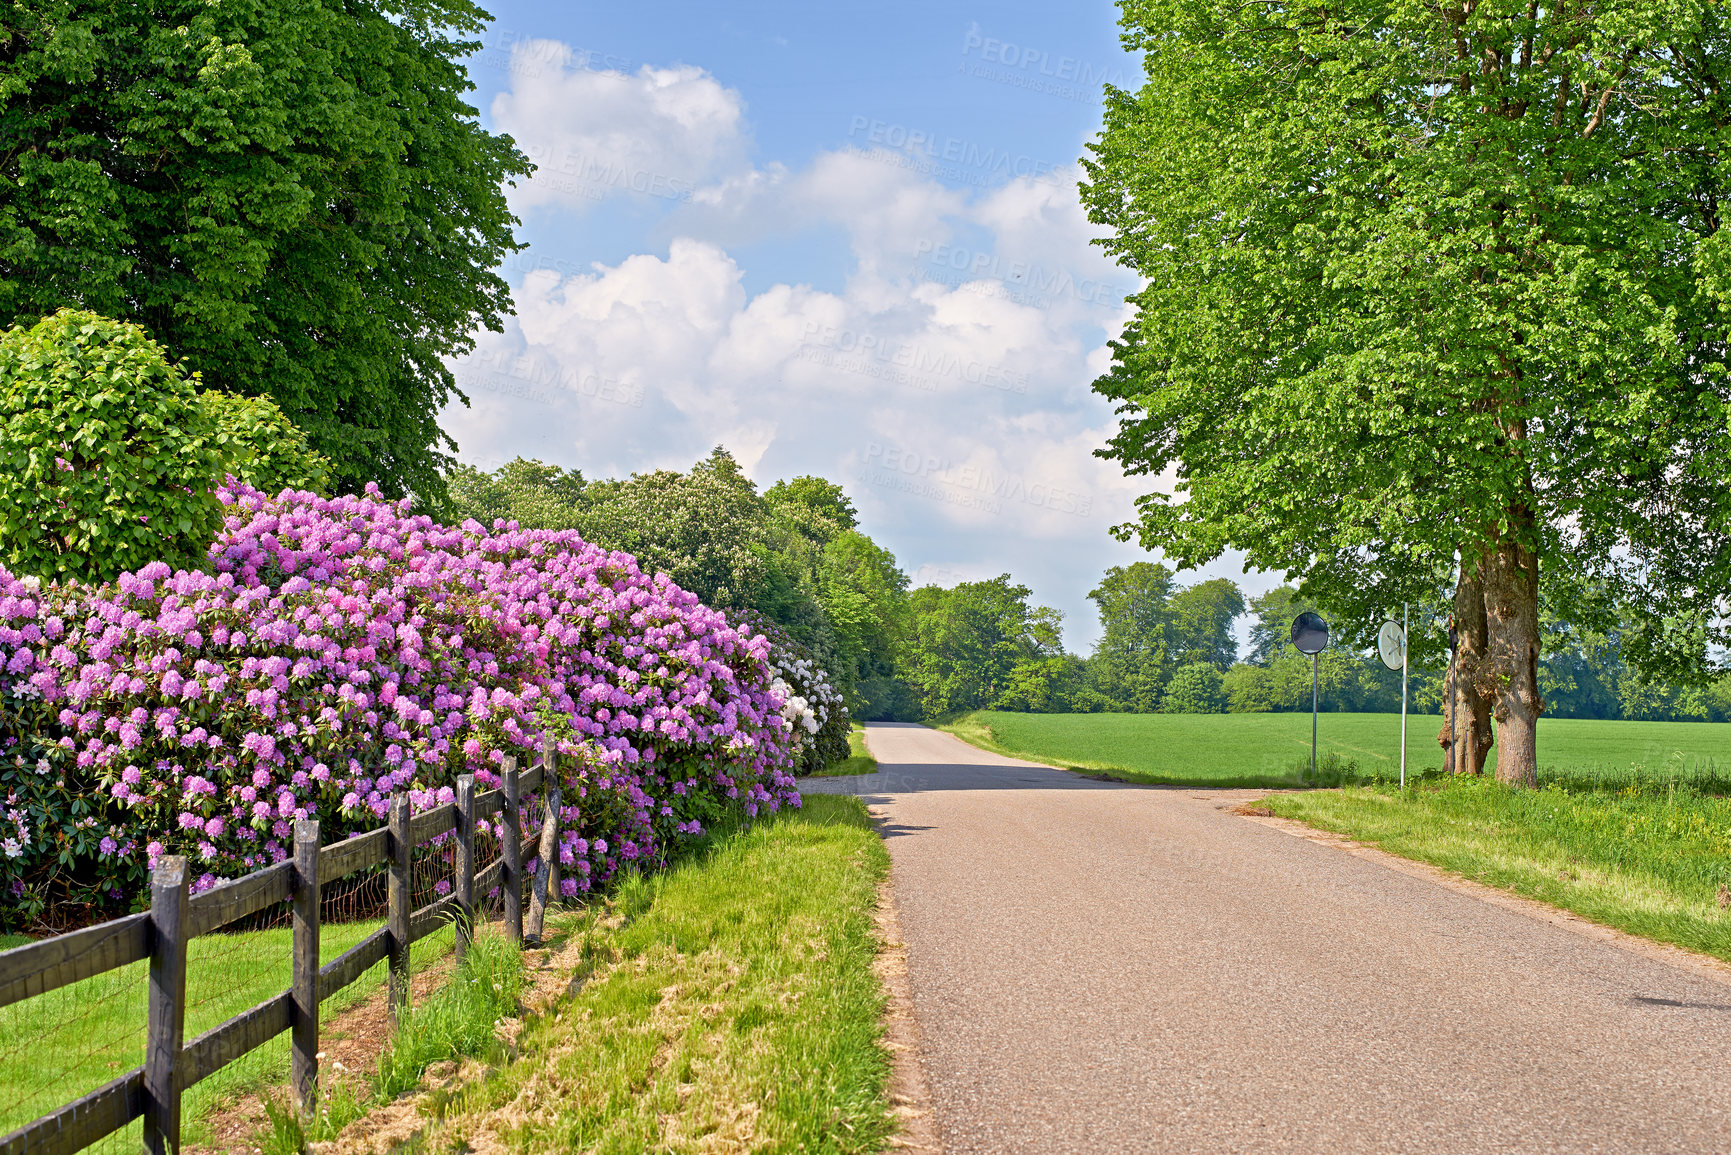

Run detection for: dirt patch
[[872, 857, 941, 1153], [309, 930, 594, 1155], [1230, 804, 1275, 818], [187, 951, 459, 1155]]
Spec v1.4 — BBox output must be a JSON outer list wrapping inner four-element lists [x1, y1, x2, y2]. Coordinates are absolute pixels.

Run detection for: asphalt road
[[804, 722, 1731, 1154]]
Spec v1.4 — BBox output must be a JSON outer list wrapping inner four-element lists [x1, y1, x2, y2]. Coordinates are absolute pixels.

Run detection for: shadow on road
[[800, 764, 1136, 797]]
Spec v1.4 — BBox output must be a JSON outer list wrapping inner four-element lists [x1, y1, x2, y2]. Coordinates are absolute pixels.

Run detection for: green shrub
[[0, 310, 225, 583], [1162, 662, 1226, 713], [1223, 663, 1276, 712], [199, 391, 331, 496], [0, 311, 331, 585]]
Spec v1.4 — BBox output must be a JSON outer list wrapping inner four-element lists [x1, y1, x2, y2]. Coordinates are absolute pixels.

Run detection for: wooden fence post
[[387, 795, 412, 1026], [525, 735, 561, 946], [143, 855, 190, 1155], [501, 757, 523, 944], [291, 819, 321, 1116], [454, 775, 476, 962]]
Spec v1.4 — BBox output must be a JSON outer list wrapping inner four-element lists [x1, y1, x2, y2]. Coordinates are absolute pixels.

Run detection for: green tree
[[0, 0, 529, 498], [0, 310, 223, 583], [1167, 578, 1244, 670], [1162, 662, 1225, 713], [817, 531, 910, 715], [446, 458, 587, 530], [1244, 587, 1317, 667], [1086, 562, 1177, 711], [903, 577, 1065, 718], [576, 448, 772, 612], [1083, 0, 1731, 785], [996, 654, 1086, 714], [1222, 664, 1277, 713], [765, 477, 858, 543], [1539, 616, 1625, 721]]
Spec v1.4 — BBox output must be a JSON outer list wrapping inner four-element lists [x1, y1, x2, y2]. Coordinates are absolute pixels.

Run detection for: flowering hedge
[[0, 483, 801, 927], [728, 610, 851, 775]]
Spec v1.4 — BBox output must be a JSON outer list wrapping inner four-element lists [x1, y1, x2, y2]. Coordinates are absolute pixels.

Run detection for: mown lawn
[[0, 916, 456, 1150], [945, 709, 1731, 789], [403, 794, 894, 1154], [1263, 777, 1731, 963]]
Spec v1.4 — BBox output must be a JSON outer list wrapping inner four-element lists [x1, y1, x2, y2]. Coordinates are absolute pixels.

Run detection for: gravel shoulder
[[806, 722, 1731, 1154]]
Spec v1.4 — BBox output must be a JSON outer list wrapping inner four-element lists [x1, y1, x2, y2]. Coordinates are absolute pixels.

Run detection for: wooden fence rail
[[0, 746, 556, 1155]]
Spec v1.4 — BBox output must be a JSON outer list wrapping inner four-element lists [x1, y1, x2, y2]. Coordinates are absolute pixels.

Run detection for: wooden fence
[[0, 739, 572, 1155]]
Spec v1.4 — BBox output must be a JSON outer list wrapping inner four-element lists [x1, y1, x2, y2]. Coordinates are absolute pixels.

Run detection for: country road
[[803, 722, 1731, 1154]]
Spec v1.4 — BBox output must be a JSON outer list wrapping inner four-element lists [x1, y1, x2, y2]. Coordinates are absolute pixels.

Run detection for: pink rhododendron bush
[[0, 482, 801, 927]]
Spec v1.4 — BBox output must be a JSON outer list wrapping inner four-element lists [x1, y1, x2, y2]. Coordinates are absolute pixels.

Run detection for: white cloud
[[790, 150, 968, 278], [449, 44, 1194, 648], [492, 47, 750, 213]]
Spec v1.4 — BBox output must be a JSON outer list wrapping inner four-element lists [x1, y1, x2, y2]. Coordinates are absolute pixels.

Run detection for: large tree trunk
[[1482, 522, 1542, 788], [1438, 556, 1494, 776]]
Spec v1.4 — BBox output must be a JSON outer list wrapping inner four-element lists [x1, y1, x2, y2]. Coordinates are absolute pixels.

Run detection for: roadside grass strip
[[1263, 777, 1731, 963], [0, 919, 456, 1149], [946, 710, 1731, 790], [375, 929, 525, 1099], [389, 794, 894, 1154], [807, 725, 879, 778]]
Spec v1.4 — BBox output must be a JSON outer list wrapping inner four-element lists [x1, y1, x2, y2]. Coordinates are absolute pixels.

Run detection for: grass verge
[[387, 793, 894, 1154], [0, 917, 456, 1149], [806, 724, 879, 778], [1262, 776, 1731, 963]]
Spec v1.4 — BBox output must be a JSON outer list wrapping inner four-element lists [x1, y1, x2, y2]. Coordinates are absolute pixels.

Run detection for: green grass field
[[0, 917, 457, 1150], [944, 710, 1731, 789]]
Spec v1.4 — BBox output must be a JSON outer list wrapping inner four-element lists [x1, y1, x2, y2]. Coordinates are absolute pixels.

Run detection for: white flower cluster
[[3, 805, 28, 858], [771, 676, 821, 737], [763, 645, 846, 745]]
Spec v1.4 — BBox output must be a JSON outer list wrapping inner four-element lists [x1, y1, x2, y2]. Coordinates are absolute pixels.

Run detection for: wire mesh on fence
[[1, 771, 530, 1153], [0, 837, 498, 1150], [0, 938, 149, 1154]]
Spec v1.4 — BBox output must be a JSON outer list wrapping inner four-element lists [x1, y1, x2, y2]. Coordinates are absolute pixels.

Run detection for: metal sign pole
[[1311, 651, 1319, 783], [1290, 612, 1329, 787], [1400, 603, 1408, 790]]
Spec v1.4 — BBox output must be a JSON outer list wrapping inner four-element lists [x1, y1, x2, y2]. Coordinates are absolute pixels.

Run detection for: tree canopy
[[0, 0, 529, 499], [1082, 0, 1731, 783], [1087, 562, 1179, 712], [902, 577, 1065, 718]]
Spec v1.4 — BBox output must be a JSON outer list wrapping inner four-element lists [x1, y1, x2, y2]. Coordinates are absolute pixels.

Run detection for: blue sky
[[444, 1, 1272, 649]]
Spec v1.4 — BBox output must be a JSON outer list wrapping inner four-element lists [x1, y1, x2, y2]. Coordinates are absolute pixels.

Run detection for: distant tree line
[[451, 455, 1731, 726]]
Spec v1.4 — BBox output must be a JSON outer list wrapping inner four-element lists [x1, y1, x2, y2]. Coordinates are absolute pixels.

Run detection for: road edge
[[871, 861, 942, 1153], [1233, 806, 1731, 989]]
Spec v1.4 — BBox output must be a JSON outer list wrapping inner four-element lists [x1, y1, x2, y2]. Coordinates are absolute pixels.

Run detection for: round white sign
[[1377, 621, 1407, 671]]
